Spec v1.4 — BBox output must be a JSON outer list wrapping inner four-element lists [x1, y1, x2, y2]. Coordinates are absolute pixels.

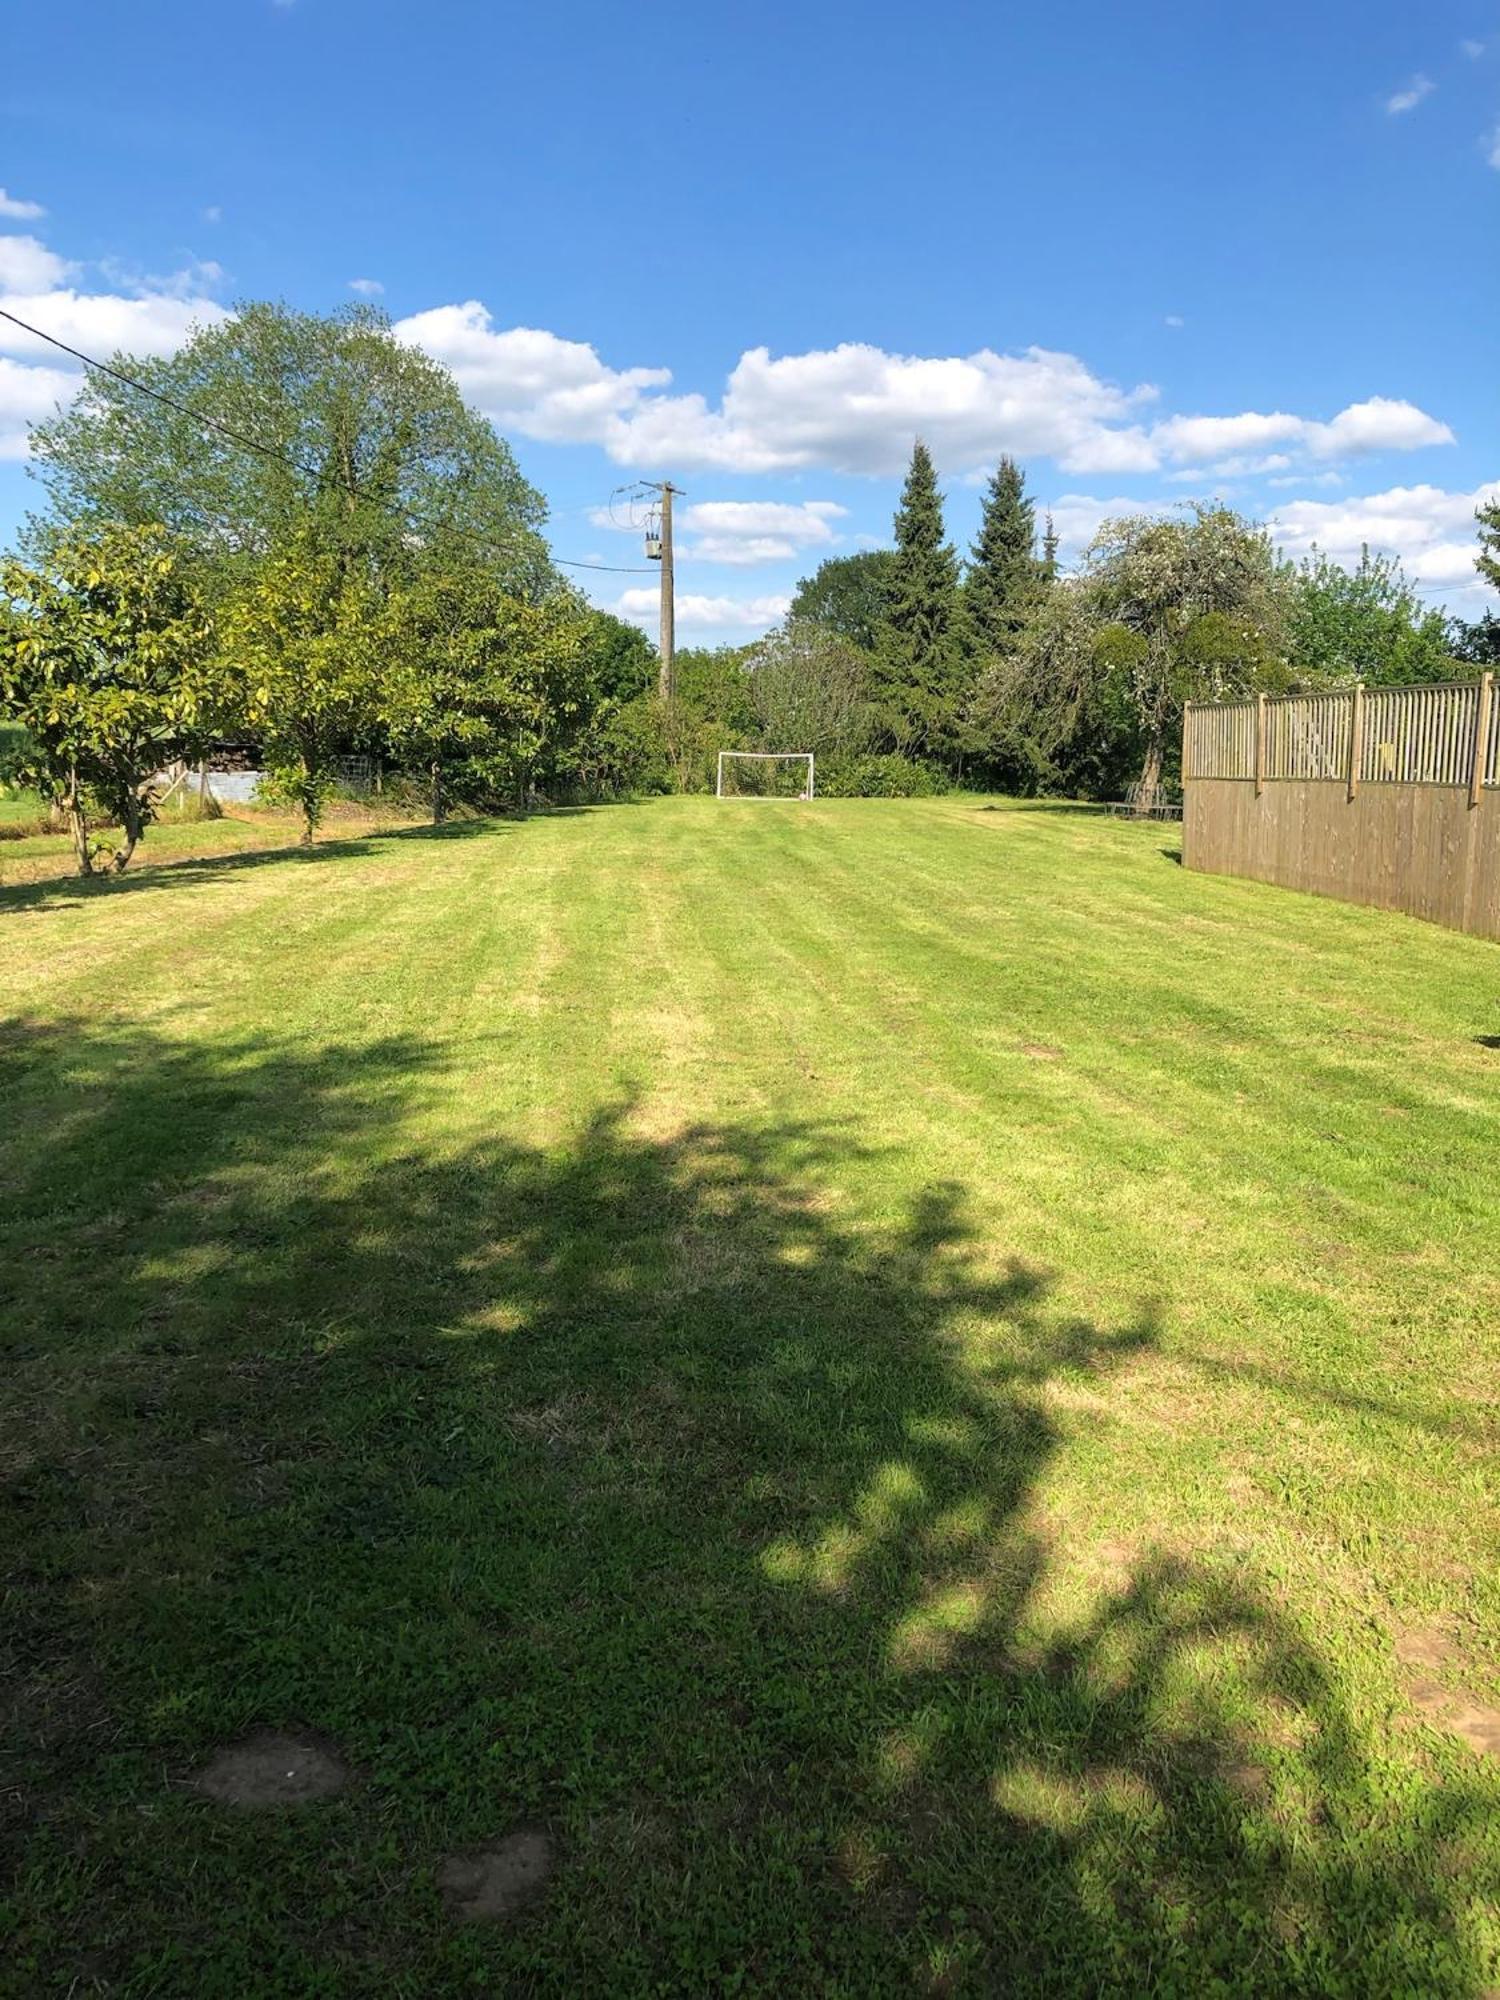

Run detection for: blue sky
[[2, 0, 1496, 639]]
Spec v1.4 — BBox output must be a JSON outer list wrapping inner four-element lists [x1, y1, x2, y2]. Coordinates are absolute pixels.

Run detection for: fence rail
[[1185, 676, 1498, 792], [1182, 673, 1500, 942]]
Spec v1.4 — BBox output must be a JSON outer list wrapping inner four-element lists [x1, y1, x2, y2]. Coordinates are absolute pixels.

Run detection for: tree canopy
[[871, 440, 963, 759], [1286, 549, 1455, 687], [0, 522, 216, 872], [26, 301, 554, 601], [789, 551, 895, 652]]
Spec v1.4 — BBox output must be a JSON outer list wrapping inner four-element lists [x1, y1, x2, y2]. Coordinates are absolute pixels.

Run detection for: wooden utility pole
[[642, 480, 681, 703]]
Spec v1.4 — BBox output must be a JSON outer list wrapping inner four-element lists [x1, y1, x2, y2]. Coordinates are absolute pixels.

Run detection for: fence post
[[1254, 693, 1266, 798], [1347, 681, 1363, 802], [1471, 673, 1494, 810]]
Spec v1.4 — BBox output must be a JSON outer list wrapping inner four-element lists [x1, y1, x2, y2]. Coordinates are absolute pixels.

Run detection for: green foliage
[[382, 564, 594, 817], [218, 528, 385, 843], [788, 550, 895, 652], [25, 301, 553, 603], [743, 620, 871, 758], [4, 805, 1496, 1991], [965, 457, 1039, 659], [584, 610, 657, 705], [1286, 548, 1456, 686], [1453, 610, 1500, 666], [816, 751, 951, 796], [871, 441, 964, 761], [1476, 495, 1500, 595], [0, 522, 215, 874], [1081, 505, 1289, 791]]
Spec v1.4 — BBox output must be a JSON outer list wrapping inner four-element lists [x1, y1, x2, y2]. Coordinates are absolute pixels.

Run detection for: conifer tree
[[965, 457, 1038, 657], [873, 439, 961, 757], [1041, 514, 1059, 582], [1476, 496, 1500, 593]]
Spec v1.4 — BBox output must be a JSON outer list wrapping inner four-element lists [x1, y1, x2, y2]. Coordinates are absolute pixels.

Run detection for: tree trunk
[[299, 752, 317, 847], [431, 759, 445, 825], [1138, 728, 1165, 800], [65, 769, 93, 878], [111, 792, 143, 873]]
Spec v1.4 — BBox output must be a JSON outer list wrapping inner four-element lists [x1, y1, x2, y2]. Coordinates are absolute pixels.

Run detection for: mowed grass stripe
[[1, 796, 1497, 1997]]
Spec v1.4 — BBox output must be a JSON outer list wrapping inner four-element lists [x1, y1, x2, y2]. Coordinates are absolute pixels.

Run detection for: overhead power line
[[0, 305, 654, 576]]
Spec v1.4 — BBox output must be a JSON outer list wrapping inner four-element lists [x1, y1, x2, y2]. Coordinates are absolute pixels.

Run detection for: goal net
[[716, 752, 815, 800]]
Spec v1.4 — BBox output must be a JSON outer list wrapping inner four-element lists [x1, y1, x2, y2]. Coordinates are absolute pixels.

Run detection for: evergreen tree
[[965, 457, 1038, 656], [1041, 514, 1059, 581], [1476, 496, 1500, 594], [873, 440, 961, 757]]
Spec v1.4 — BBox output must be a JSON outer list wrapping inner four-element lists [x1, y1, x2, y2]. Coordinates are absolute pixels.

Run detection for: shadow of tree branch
[[1, 1015, 1492, 1992]]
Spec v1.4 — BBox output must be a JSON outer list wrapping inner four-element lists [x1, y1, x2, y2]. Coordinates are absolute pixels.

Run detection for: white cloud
[[682, 498, 847, 565], [610, 585, 791, 635], [0, 226, 229, 458], [1038, 494, 1141, 561], [349, 276, 384, 297], [1152, 396, 1453, 470], [0, 189, 46, 221], [1164, 314, 1185, 329], [1385, 73, 1436, 113], [621, 341, 1160, 477], [1041, 483, 1497, 600], [588, 495, 849, 566], [0, 354, 78, 458], [0, 288, 226, 360], [0, 234, 75, 293], [393, 303, 671, 445], [202, 204, 223, 224], [1267, 482, 1500, 590], [397, 304, 1453, 484], [1461, 37, 1486, 58], [1486, 123, 1500, 168]]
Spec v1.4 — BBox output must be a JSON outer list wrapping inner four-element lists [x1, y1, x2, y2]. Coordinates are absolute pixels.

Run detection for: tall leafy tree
[[383, 566, 592, 817], [1087, 506, 1289, 795], [217, 527, 385, 844], [788, 551, 896, 652], [965, 457, 1038, 657], [0, 523, 214, 875], [981, 506, 1289, 799], [1286, 548, 1455, 686], [872, 440, 962, 758], [744, 619, 871, 758], [26, 302, 554, 602]]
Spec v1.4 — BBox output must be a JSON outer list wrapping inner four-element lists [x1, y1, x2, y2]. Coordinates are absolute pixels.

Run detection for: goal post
[[715, 752, 815, 800]]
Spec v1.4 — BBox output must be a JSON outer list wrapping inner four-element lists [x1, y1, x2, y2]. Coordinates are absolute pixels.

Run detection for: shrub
[[816, 754, 952, 798]]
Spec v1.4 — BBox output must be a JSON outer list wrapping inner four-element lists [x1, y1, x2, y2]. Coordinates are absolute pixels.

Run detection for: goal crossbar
[[715, 751, 815, 800]]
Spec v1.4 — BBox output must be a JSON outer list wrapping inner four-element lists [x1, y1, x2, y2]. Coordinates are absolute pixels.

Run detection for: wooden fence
[[1182, 674, 1500, 940]]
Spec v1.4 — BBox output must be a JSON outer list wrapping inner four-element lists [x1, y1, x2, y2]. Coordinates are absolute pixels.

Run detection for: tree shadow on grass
[[1, 1016, 1494, 1994], [0, 813, 521, 915]]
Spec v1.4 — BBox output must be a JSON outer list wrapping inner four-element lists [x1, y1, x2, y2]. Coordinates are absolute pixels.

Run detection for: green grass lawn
[[0, 801, 414, 886], [2, 796, 1497, 1996]]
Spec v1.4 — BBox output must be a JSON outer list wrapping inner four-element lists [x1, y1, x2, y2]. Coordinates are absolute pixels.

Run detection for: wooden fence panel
[[1182, 676, 1500, 942]]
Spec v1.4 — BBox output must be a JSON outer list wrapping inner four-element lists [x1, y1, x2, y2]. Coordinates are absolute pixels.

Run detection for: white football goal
[[716, 752, 815, 800]]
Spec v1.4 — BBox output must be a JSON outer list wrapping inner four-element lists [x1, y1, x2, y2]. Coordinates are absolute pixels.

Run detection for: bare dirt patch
[[1407, 1681, 1500, 1761], [190, 1730, 350, 1807], [438, 1828, 553, 1921], [1020, 1042, 1063, 1061], [1394, 1624, 1455, 1672]]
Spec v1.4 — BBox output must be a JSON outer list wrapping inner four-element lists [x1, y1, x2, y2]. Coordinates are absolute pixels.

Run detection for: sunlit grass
[[1, 796, 1496, 1994]]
